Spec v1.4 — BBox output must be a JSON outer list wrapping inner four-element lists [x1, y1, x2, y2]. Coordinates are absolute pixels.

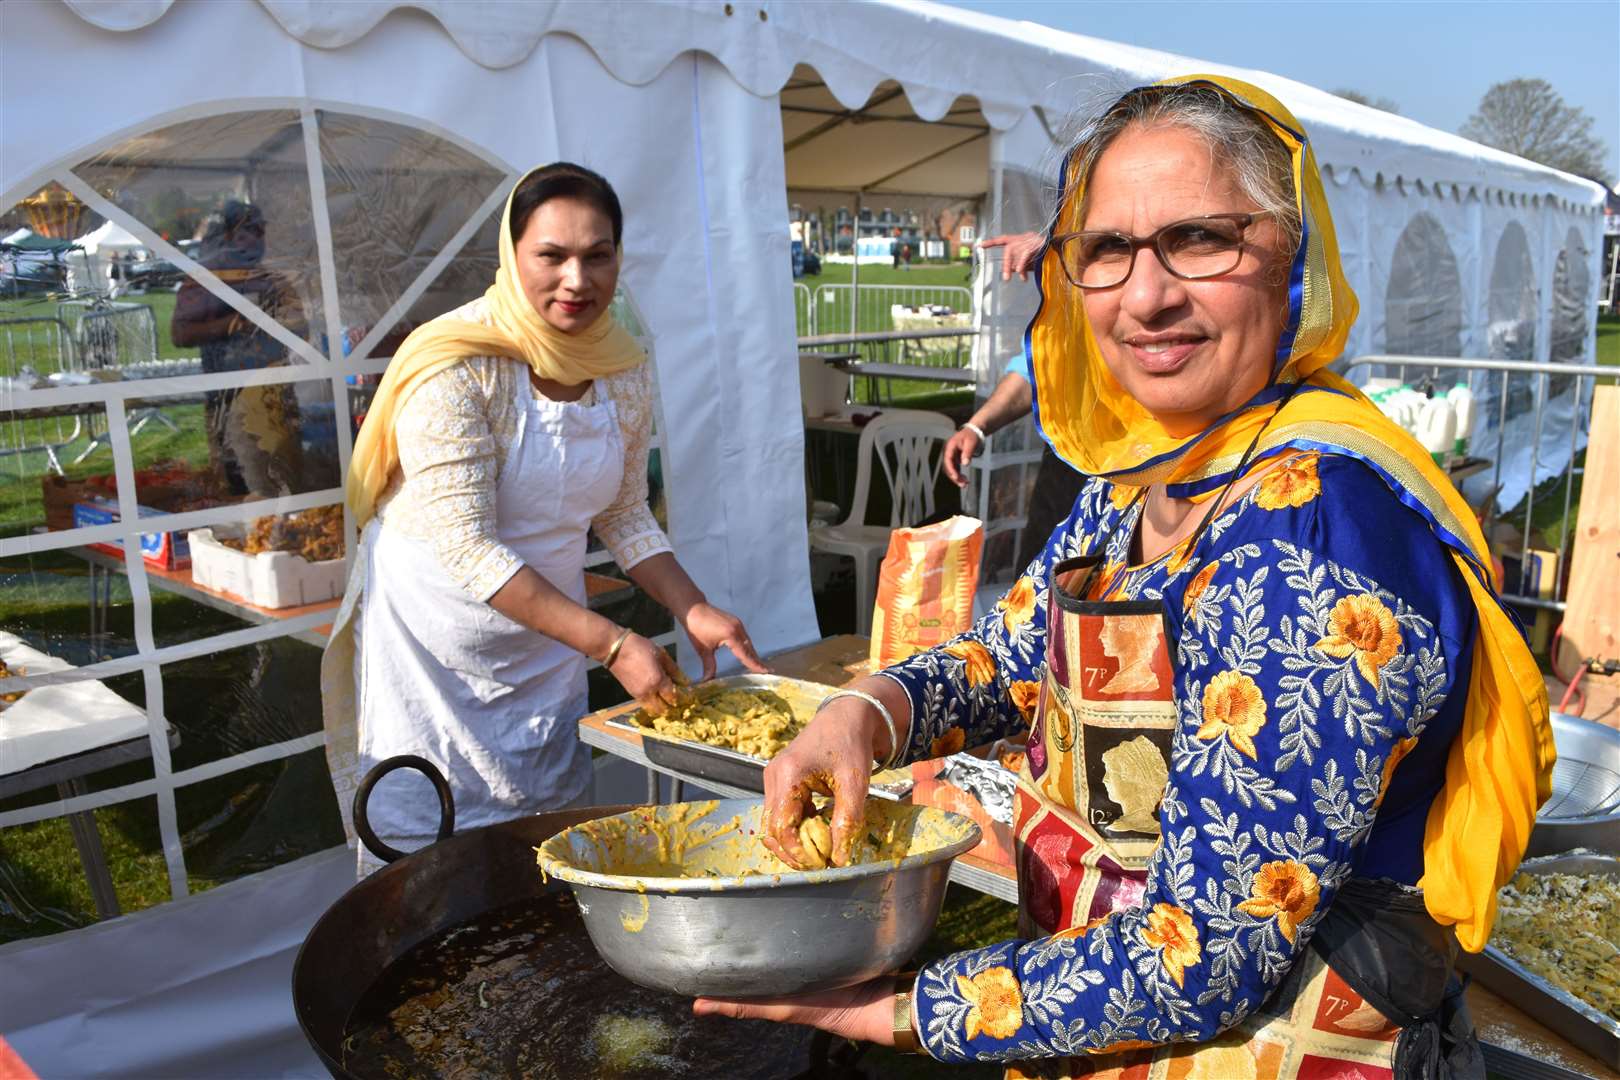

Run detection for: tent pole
[[850, 190, 862, 337]]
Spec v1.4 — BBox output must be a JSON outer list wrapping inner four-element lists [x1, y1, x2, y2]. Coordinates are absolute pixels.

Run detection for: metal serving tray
[[606, 673, 912, 798], [1459, 851, 1620, 1071]]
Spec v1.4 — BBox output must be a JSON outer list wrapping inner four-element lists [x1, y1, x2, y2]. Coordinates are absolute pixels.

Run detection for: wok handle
[[353, 754, 456, 863]]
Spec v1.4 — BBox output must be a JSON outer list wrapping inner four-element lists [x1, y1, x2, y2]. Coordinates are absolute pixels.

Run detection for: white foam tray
[[188, 527, 344, 610]]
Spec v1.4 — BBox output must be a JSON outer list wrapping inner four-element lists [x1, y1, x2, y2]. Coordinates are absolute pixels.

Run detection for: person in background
[[322, 163, 767, 873], [171, 201, 308, 497], [943, 231, 1083, 572]]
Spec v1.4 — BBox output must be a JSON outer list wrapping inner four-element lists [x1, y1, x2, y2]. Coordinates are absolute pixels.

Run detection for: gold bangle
[[892, 987, 922, 1054], [602, 627, 634, 668]]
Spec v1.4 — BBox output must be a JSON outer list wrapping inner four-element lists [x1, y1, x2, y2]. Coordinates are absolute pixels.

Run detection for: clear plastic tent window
[[1462, 224, 1594, 512], [0, 108, 670, 942]]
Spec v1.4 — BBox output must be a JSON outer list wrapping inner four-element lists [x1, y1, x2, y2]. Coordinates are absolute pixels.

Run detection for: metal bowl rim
[[1540, 712, 1620, 825], [537, 799, 982, 894]]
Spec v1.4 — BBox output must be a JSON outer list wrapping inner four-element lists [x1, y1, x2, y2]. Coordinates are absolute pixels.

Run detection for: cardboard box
[[72, 499, 191, 570], [910, 755, 1016, 868]]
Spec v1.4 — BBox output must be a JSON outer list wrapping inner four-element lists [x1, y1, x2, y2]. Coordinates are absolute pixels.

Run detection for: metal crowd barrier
[[793, 282, 814, 337], [1343, 353, 1618, 616], [812, 283, 973, 356], [1, 315, 87, 476]]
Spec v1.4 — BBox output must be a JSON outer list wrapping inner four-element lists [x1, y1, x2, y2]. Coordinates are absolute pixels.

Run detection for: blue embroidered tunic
[[879, 452, 1478, 1062]]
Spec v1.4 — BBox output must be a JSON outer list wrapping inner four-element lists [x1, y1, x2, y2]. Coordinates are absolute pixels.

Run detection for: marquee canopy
[[0, 3, 1606, 1075]]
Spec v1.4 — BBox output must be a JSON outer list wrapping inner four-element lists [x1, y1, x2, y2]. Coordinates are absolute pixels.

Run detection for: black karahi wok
[[292, 756, 849, 1079]]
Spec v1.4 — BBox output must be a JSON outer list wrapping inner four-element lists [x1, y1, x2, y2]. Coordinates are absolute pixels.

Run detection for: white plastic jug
[[1446, 384, 1475, 455], [1417, 396, 1458, 463]]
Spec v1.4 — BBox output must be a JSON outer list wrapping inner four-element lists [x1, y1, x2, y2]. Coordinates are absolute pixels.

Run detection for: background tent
[[65, 218, 149, 292], [0, 2, 1606, 1075]]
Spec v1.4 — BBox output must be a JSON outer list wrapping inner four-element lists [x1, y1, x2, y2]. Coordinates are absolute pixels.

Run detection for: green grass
[[798, 262, 973, 291], [795, 262, 975, 340], [1597, 312, 1619, 369]]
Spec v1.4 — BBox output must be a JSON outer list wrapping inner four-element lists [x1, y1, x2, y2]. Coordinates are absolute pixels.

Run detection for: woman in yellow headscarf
[[321, 163, 765, 869], [702, 79, 1552, 1078]]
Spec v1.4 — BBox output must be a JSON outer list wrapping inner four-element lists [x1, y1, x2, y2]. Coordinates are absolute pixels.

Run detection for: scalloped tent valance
[[59, 0, 1607, 210]]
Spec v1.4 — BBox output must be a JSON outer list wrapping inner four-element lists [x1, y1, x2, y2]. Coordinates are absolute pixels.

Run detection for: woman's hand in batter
[[606, 632, 684, 715], [680, 602, 770, 681], [761, 692, 886, 869]]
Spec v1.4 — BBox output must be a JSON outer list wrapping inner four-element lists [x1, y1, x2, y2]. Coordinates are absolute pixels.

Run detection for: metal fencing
[[793, 282, 813, 337], [1343, 353, 1618, 618], [56, 299, 159, 372], [1, 315, 92, 475], [810, 284, 973, 350]]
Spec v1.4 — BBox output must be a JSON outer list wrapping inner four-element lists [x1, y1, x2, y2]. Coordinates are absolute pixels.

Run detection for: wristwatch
[[892, 985, 922, 1054]]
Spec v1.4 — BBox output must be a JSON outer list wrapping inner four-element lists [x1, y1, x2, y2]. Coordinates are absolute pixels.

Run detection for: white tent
[[73, 219, 146, 259], [0, 2, 1606, 1074], [66, 218, 149, 292]]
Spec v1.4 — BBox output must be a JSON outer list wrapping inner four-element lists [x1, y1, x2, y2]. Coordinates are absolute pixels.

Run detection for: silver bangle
[[962, 421, 988, 441], [818, 689, 902, 770]]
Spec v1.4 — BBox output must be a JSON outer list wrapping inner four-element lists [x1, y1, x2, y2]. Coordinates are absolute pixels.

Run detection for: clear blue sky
[[946, 0, 1619, 183]]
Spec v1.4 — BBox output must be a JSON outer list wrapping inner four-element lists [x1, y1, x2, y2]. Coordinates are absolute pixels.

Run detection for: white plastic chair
[[809, 408, 956, 636]]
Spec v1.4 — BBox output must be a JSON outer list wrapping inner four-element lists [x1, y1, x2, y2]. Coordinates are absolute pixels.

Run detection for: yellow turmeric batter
[[628, 686, 807, 759]]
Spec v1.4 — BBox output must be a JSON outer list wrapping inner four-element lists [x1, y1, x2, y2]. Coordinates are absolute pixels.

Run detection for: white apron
[[355, 380, 623, 850]]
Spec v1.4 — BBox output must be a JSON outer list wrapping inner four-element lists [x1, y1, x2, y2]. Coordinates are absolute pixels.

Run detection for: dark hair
[[508, 162, 624, 248]]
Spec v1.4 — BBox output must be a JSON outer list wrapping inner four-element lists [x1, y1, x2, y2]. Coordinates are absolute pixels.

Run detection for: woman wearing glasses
[[321, 163, 766, 871], [699, 77, 1551, 1078]]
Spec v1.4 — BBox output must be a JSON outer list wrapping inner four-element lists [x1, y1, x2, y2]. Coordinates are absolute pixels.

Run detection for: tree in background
[[1332, 88, 1400, 114], [1460, 78, 1612, 186]]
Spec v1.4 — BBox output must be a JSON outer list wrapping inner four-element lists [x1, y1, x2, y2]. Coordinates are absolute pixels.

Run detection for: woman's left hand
[[680, 602, 770, 680], [692, 976, 899, 1045]]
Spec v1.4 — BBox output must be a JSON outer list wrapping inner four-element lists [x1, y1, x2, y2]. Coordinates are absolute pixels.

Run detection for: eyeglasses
[[1051, 212, 1272, 290]]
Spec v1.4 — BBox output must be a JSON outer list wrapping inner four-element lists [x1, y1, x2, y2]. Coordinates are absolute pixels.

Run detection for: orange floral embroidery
[[1182, 562, 1218, 615], [944, 640, 996, 687], [1009, 680, 1041, 720], [1141, 903, 1201, 987], [1377, 736, 1420, 805], [1109, 484, 1140, 509], [1256, 451, 1322, 510], [955, 966, 1024, 1040], [1315, 593, 1402, 686], [1196, 670, 1267, 759], [930, 729, 966, 758], [999, 576, 1037, 631], [1237, 860, 1321, 943]]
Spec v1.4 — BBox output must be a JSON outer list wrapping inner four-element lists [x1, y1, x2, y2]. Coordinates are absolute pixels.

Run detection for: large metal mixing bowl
[[1525, 711, 1620, 857], [537, 798, 980, 998]]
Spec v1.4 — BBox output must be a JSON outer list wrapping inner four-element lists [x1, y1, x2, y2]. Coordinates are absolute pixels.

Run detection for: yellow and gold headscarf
[[1029, 75, 1552, 952], [345, 165, 645, 526]]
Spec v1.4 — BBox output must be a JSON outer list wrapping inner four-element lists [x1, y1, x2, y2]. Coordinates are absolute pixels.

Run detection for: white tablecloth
[[1, 631, 149, 777]]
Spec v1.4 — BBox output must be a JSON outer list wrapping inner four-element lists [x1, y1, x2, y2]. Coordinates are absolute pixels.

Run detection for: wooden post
[[1557, 384, 1620, 723]]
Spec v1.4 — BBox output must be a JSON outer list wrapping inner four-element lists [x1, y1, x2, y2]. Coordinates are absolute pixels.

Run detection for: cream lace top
[[374, 297, 671, 598]]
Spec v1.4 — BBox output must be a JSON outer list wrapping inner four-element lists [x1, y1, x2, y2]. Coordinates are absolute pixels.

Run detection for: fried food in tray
[[628, 685, 804, 760], [219, 505, 344, 563], [1491, 868, 1620, 1023], [0, 658, 26, 705]]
